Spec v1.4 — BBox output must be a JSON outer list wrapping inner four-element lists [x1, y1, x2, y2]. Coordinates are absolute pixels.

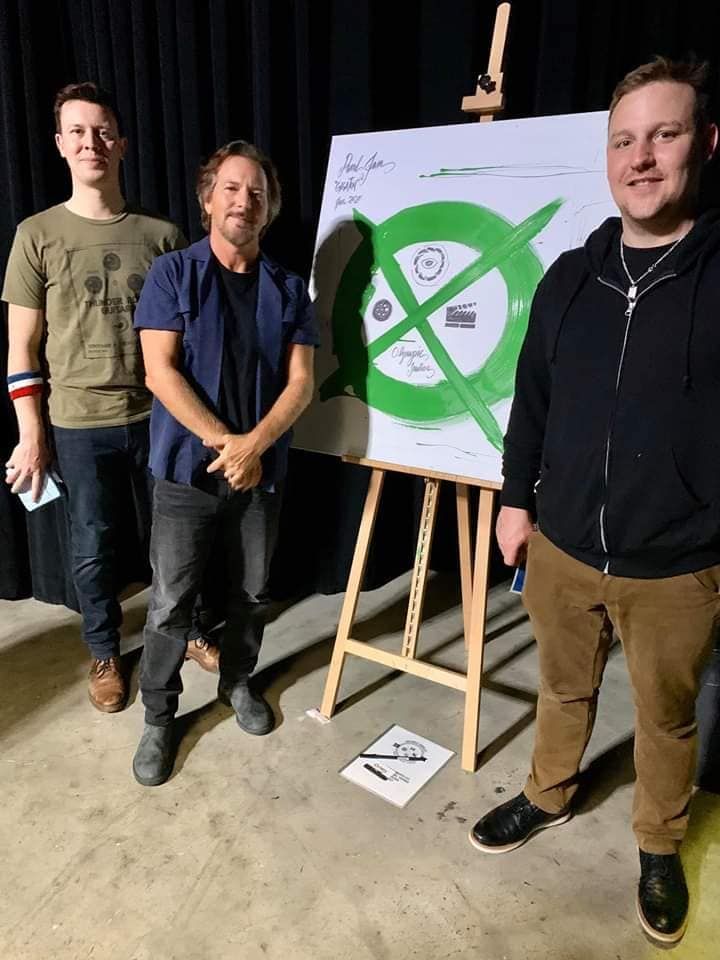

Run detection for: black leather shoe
[[469, 792, 572, 853], [218, 678, 274, 735], [132, 723, 175, 786], [637, 851, 688, 945]]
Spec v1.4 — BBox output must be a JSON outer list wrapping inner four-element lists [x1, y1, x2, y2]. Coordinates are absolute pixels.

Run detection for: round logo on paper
[[85, 275, 103, 294], [393, 740, 427, 761], [372, 298, 393, 322], [412, 244, 448, 285]]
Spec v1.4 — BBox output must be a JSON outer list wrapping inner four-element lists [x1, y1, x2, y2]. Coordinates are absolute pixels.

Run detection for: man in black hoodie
[[469, 58, 720, 946]]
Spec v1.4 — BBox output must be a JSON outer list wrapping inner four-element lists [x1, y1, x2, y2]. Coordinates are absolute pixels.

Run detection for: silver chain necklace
[[619, 234, 684, 305]]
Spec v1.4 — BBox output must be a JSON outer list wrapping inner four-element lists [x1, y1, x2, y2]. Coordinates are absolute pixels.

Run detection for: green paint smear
[[320, 199, 562, 451], [419, 166, 506, 179]]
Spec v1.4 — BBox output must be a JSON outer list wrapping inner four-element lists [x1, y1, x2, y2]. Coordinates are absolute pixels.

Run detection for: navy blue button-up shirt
[[133, 236, 319, 489]]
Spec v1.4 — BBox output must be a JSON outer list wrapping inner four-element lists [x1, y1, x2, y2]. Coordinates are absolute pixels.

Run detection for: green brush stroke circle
[[327, 201, 544, 421]]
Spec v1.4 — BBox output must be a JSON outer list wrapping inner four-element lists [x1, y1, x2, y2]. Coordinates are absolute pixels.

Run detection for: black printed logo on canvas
[[445, 302, 477, 329], [412, 245, 448, 286], [372, 298, 393, 322]]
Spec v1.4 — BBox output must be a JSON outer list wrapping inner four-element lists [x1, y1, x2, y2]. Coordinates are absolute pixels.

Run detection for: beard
[[218, 214, 260, 247]]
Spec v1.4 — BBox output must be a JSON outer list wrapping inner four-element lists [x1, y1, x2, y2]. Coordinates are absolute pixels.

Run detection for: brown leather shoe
[[88, 657, 127, 713], [185, 636, 220, 673]]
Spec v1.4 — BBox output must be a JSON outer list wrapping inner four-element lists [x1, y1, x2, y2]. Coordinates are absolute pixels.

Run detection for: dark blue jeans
[[52, 419, 153, 660], [141, 478, 282, 725]]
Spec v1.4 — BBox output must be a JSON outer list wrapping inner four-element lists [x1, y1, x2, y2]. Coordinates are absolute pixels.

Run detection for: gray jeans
[[140, 477, 282, 725]]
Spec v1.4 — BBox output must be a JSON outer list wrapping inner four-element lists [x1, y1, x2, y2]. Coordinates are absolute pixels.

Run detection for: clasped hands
[[204, 432, 262, 491]]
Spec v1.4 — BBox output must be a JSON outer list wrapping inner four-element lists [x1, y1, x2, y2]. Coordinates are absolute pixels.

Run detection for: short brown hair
[[54, 81, 123, 135], [196, 140, 282, 233], [609, 57, 711, 132]]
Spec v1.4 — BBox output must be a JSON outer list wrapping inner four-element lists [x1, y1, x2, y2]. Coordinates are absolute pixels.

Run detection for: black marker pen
[[363, 763, 389, 781]]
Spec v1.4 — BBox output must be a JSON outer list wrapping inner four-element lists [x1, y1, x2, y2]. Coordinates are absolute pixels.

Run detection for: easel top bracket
[[461, 1, 511, 123]]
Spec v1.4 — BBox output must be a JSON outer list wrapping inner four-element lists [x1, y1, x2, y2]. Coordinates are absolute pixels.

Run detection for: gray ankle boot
[[133, 723, 175, 786], [218, 678, 274, 735]]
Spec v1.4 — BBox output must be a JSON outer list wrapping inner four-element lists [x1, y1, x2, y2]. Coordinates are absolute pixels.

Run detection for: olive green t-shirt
[[2, 204, 187, 428]]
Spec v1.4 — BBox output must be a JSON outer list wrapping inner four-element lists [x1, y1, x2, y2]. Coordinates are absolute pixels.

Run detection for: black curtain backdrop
[[2, 0, 720, 790], [3, 0, 720, 605]]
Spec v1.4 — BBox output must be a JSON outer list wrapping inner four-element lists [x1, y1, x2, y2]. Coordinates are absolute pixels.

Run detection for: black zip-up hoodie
[[501, 209, 720, 578]]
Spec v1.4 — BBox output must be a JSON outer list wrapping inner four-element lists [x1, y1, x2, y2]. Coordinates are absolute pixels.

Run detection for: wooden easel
[[318, 3, 512, 773]]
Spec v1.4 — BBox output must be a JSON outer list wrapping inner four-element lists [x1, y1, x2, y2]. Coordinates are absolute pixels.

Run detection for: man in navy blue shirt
[[131, 140, 318, 786]]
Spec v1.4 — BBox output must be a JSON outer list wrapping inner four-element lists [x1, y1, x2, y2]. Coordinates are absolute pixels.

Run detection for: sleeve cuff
[[290, 331, 321, 347], [499, 476, 537, 512], [133, 316, 184, 332]]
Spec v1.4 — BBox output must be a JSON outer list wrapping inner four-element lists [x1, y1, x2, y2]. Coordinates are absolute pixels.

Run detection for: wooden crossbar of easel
[[318, 3, 511, 773]]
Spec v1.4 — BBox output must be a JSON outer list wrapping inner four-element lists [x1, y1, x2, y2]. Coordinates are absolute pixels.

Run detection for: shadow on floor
[[3, 574, 537, 780], [0, 600, 149, 740], [171, 576, 532, 771], [574, 736, 636, 815]]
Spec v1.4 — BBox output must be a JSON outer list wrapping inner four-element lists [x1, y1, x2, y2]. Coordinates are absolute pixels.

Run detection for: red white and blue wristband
[[7, 370, 44, 401]]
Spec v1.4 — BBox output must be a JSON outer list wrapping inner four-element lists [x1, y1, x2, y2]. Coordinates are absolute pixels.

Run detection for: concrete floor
[[1, 573, 718, 960]]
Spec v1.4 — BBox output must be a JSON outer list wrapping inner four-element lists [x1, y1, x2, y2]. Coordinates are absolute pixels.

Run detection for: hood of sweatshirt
[[580, 208, 720, 389]]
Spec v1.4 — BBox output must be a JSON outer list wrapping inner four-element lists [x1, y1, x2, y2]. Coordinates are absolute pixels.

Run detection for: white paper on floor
[[340, 724, 454, 807]]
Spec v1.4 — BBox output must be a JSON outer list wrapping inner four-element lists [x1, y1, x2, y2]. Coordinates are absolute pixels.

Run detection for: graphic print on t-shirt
[[67, 242, 152, 359]]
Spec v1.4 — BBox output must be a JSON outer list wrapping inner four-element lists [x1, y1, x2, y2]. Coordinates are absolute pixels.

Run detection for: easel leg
[[456, 483, 473, 651], [461, 488, 495, 772], [319, 468, 386, 718]]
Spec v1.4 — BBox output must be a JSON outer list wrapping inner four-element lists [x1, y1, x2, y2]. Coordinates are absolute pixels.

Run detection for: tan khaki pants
[[522, 532, 719, 854]]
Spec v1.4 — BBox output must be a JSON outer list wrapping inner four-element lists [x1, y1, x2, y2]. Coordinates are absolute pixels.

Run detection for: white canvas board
[[340, 724, 454, 807], [294, 110, 615, 483]]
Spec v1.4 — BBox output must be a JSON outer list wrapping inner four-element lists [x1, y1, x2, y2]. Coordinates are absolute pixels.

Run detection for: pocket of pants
[[690, 567, 720, 596]]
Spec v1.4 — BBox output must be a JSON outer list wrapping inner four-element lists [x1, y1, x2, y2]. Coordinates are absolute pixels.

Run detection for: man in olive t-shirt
[[4, 203, 181, 427], [2, 81, 217, 713]]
